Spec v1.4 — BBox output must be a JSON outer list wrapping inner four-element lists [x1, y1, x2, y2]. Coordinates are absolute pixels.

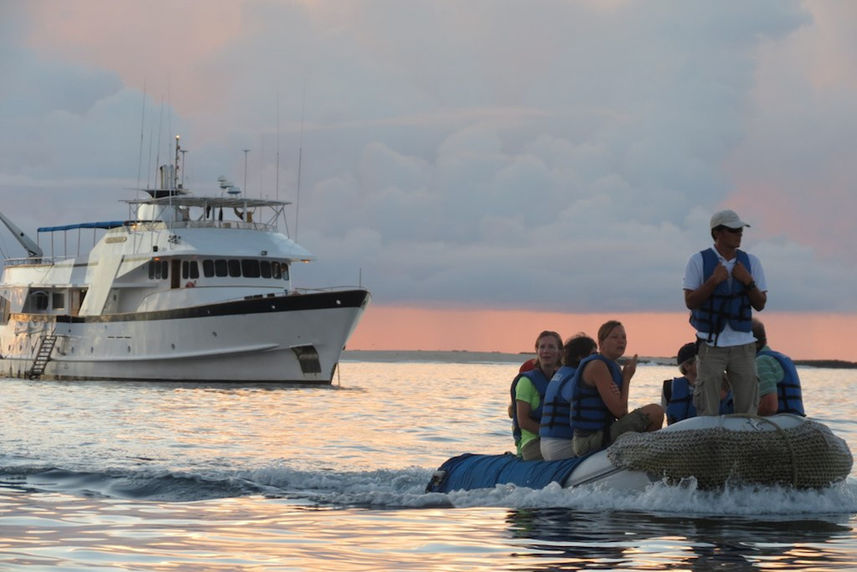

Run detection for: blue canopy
[[37, 221, 125, 233], [425, 453, 587, 493]]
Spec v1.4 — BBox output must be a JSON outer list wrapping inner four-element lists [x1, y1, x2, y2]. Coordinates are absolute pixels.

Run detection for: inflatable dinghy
[[426, 414, 853, 493]]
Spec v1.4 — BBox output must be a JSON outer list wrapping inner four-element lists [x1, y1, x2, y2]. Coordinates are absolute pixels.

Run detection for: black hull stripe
[[19, 289, 370, 324], [37, 375, 336, 385]]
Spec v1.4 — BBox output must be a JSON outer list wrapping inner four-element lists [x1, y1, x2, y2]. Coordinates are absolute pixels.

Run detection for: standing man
[[683, 209, 767, 415]]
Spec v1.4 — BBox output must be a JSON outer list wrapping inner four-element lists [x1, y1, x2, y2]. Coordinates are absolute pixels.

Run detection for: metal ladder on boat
[[28, 333, 58, 379]]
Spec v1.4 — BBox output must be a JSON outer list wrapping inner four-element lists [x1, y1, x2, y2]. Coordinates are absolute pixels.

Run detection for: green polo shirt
[[515, 377, 541, 455], [756, 344, 784, 397]]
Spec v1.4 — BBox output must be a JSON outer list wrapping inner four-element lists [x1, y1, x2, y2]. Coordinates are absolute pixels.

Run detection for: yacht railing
[[126, 220, 277, 232], [2, 256, 74, 267], [168, 220, 277, 232]]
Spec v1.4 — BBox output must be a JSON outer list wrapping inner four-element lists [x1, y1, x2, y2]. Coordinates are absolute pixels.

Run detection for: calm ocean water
[[1, 358, 856, 570]]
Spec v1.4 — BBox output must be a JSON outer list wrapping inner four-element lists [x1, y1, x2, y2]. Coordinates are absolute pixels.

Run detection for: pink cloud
[[25, 0, 246, 114]]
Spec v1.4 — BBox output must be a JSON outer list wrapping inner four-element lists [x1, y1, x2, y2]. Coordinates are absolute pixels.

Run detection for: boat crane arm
[[0, 210, 43, 258]]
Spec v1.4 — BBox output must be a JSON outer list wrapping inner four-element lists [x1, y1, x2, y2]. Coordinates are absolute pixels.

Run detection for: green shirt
[[756, 345, 784, 397], [515, 377, 541, 455]]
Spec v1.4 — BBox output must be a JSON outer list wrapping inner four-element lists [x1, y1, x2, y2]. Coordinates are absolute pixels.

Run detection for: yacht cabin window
[[25, 290, 49, 312], [198, 258, 291, 280], [228, 259, 241, 277], [242, 259, 260, 278], [181, 260, 200, 279], [148, 259, 169, 280]]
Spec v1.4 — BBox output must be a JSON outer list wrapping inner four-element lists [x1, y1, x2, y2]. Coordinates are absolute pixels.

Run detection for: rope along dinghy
[[426, 414, 852, 493]]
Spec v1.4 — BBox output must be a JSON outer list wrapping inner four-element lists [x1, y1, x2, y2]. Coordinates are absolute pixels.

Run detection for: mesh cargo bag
[[607, 417, 853, 489]]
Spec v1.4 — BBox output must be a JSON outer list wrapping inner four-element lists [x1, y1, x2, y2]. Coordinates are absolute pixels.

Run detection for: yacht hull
[[1, 289, 369, 383]]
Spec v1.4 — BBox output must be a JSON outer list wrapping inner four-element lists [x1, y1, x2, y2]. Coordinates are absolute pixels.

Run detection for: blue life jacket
[[510, 368, 551, 443], [690, 248, 753, 342], [758, 348, 805, 416], [539, 365, 578, 439], [570, 355, 622, 433], [663, 377, 734, 425], [664, 377, 696, 425]]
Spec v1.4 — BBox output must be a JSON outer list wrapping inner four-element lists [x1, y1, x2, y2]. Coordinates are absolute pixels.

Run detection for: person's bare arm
[[515, 401, 540, 434], [757, 393, 777, 416]]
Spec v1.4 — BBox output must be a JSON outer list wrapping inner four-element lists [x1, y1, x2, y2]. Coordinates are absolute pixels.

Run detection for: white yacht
[[0, 140, 370, 383]]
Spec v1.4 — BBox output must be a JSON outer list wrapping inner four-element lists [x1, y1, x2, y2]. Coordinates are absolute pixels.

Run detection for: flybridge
[[124, 196, 291, 209], [3, 135, 298, 262], [124, 195, 293, 231]]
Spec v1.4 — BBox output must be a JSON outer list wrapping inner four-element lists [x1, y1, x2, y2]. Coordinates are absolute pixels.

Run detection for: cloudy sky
[[2, 1, 856, 358]]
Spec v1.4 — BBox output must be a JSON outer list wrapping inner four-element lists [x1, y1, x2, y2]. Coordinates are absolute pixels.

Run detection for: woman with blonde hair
[[570, 320, 663, 457], [509, 330, 563, 460]]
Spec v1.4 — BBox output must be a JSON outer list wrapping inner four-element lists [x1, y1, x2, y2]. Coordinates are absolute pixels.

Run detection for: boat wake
[[2, 458, 857, 516]]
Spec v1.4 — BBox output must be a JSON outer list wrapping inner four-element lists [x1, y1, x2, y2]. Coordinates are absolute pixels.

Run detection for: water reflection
[[1, 362, 857, 570], [504, 508, 855, 570]]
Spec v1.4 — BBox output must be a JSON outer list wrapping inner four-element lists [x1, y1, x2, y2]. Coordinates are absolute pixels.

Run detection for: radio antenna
[[136, 81, 147, 196], [295, 79, 307, 241], [275, 91, 281, 201]]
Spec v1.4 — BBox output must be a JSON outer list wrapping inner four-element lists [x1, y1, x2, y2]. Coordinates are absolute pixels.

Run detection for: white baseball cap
[[710, 209, 750, 230]]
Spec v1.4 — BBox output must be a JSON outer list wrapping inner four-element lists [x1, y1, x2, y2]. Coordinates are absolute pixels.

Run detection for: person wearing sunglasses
[[682, 209, 767, 416]]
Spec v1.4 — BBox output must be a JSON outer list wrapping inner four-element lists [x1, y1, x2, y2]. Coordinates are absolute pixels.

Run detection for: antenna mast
[[174, 135, 181, 190], [136, 83, 146, 195], [275, 92, 280, 201], [295, 80, 307, 241], [243, 148, 250, 195]]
